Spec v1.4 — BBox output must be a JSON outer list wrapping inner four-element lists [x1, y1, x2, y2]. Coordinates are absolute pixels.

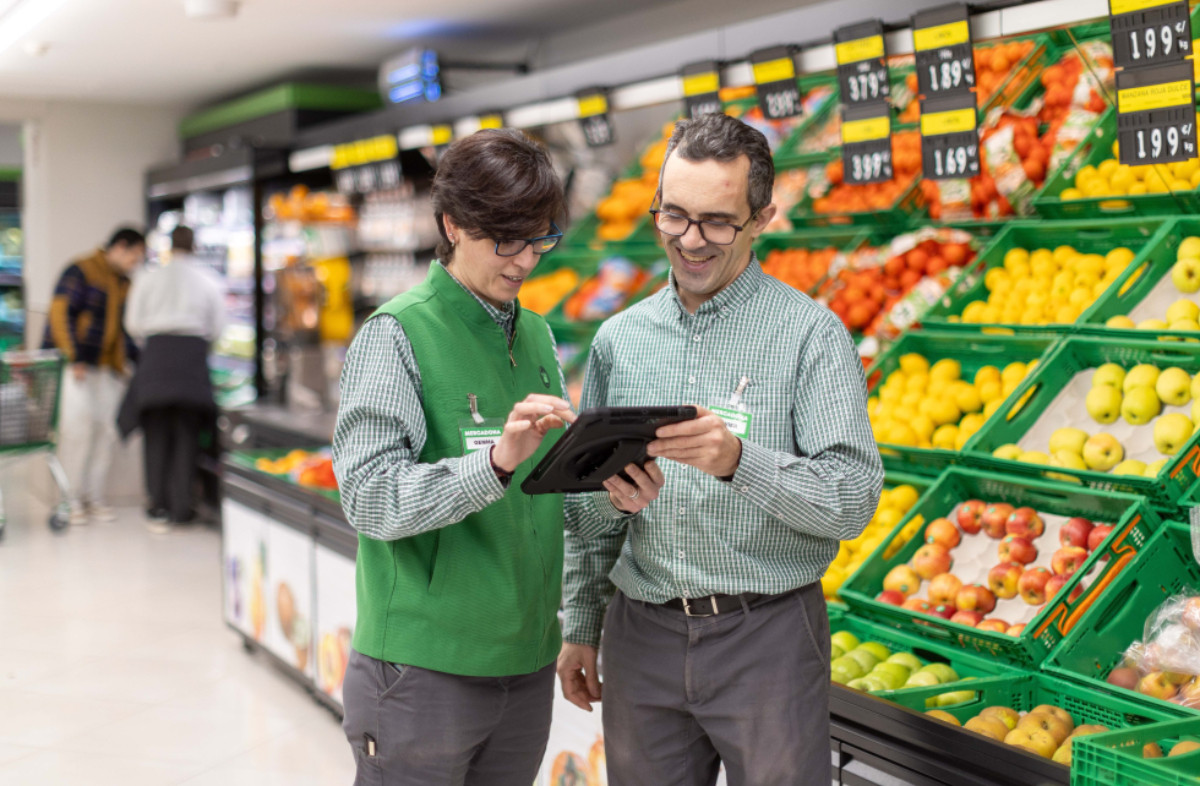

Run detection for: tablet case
[[521, 406, 697, 495]]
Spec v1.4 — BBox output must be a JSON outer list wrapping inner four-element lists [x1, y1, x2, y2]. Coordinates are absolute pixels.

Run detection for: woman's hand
[[491, 394, 576, 473]]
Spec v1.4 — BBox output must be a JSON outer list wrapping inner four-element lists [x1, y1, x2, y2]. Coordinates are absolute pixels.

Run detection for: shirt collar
[[437, 260, 515, 329], [665, 252, 767, 319]]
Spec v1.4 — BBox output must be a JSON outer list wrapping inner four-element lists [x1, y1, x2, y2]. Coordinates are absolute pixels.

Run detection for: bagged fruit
[[1119, 590, 1200, 707]]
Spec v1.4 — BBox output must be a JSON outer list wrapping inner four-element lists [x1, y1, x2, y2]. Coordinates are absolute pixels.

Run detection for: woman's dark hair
[[107, 227, 146, 249], [431, 128, 566, 262], [171, 225, 195, 253]]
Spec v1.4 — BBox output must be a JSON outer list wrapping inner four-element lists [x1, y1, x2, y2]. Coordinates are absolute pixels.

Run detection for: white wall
[[0, 98, 185, 505]]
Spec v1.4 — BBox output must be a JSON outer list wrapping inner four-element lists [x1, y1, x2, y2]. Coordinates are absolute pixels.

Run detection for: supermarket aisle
[[0, 461, 354, 786]]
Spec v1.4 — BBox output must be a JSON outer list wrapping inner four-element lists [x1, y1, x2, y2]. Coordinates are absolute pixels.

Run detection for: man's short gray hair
[[659, 113, 775, 215]]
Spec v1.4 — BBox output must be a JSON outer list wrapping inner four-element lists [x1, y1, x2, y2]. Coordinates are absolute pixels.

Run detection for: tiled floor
[[0, 457, 354, 785]]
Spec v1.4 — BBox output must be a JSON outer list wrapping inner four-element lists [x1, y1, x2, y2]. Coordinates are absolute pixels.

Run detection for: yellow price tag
[[835, 35, 885, 65], [1110, 0, 1179, 14], [577, 94, 608, 118], [331, 135, 398, 170], [921, 107, 977, 136], [683, 72, 720, 96], [431, 125, 453, 146], [913, 20, 970, 52], [752, 57, 795, 85], [478, 114, 503, 129], [1117, 79, 1193, 113], [842, 115, 891, 144]]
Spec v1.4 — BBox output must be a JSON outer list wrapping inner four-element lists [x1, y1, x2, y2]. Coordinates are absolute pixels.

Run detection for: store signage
[[478, 113, 504, 130], [834, 20, 890, 105], [749, 46, 802, 119], [431, 125, 454, 147], [681, 60, 723, 119], [331, 135, 402, 194], [1115, 59, 1197, 165], [920, 91, 981, 179], [841, 102, 894, 184], [912, 4, 976, 98], [1109, 0, 1191, 69], [577, 89, 615, 147]]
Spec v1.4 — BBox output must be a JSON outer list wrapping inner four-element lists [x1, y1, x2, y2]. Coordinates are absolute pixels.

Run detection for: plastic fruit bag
[[1118, 590, 1200, 707]]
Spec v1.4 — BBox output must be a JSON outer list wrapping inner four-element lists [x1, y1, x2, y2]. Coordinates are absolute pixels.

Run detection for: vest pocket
[[427, 529, 451, 596]]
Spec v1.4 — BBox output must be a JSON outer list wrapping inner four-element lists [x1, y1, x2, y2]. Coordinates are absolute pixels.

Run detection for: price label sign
[[1109, 0, 1192, 69], [920, 92, 981, 179], [834, 20, 890, 105], [750, 46, 802, 119], [577, 89, 615, 148], [912, 4, 976, 97], [1115, 60, 1198, 165], [681, 60, 723, 119], [431, 125, 453, 148], [331, 135, 401, 194], [478, 113, 504, 130], [841, 103, 893, 184]]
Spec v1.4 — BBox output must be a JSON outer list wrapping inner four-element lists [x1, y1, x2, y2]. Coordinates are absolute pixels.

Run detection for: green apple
[[1145, 458, 1169, 477], [1052, 449, 1088, 470], [1092, 363, 1127, 390], [1124, 364, 1161, 392], [937, 688, 979, 707], [904, 671, 941, 688], [920, 663, 960, 684], [1173, 256, 1200, 294], [1112, 459, 1148, 476], [1166, 299, 1200, 325], [1154, 413, 1196, 455], [1086, 386, 1123, 424], [1049, 427, 1090, 455], [832, 656, 865, 684], [1083, 433, 1125, 471], [873, 662, 912, 682], [831, 631, 860, 653], [831, 644, 845, 660], [887, 652, 924, 671], [1122, 386, 1162, 426], [1157, 367, 1193, 407], [1107, 315, 1136, 328], [860, 675, 890, 692], [869, 668, 907, 690], [847, 649, 880, 672], [857, 641, 891, 662], [992, 443, 1024, 460], [846, 677, 870, 691]]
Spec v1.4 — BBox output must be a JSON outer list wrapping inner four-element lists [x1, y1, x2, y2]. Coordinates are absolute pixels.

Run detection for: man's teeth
[[680, 251, 710, 263]]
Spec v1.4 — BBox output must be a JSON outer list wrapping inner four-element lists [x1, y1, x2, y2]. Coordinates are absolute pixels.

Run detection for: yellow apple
[[1173, 256, 1200, 294], [965, 715, 1011, 741], [1019, 450, 1051, 465], [1177, 236, 1200, 259], [1106, 315, 1136, 328], [1155, 413, 1196, 455], [1156, 367, 1193, 406], [1052, 449, 1088, 470], [1166, 298, 1200, 324], [1139, 318, 1169, 331], [1083, 433, 1124, 471], [1113, 459, 1148, 476], [1092, 363, 1126, 389], [1086, 385, 1123, 424], [1124, 364, 1161, 392], [1048, 427, 1089, 455], [980, 706, 1021, 730], [1122, 386, 1162, 426], [993, 443, 1024, 460], [1145, 458, 1169, 477]]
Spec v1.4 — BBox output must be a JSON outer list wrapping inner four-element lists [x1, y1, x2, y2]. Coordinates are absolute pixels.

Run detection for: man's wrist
[[719, 436, 743, 480]]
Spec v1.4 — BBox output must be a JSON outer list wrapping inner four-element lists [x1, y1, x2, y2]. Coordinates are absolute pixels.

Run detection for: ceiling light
[[0, 0, 68, 56], [184, 0, 240, 20]]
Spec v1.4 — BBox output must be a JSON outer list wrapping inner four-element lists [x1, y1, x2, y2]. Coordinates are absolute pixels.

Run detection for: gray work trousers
[[342, 650, 555, 786], [600, 583, 832, 786]]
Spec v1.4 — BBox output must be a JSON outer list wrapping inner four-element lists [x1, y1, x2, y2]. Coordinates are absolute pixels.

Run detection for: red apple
[[1005, 506, 1045, 539], [956, 584, 997, 614], [903, 597, 933, 614], [988, 562, 1023, 600], [884, 565, 922, 597], [951, 609, 984, 627], [998, 535, 1038, 565], [1107, 667, 1139, 690], [1007, 623, 1026, 637], [981, 503, 1014, 539], [912, 543, 953, 580], [977, 618, 1009, 633], [1019, 567, 1053, 605], [1088, 524, 1115, 554], [956, 500, 986, 535], [926, 517, 962, 549], [1060, 517, 1095, 549], [930, 604, 956, 620], [1044, 574, 1083, 603], [1051, 546, 1090, 578], [928, 573, 964, 606], [876, 589, 906, 606]]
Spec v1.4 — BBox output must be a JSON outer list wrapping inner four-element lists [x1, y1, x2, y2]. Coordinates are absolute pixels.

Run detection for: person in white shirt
[[122, 225, 226, 533]]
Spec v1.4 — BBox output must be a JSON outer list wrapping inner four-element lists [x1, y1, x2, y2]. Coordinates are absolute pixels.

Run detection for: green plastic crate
[[753, 227, 876, 297], [790, 169, 927, 229], [962, 336, 1200, 505], [1045, 522, 1200, 720], [544, 247, 668, 351], [864, 331, 1059, 476], [1077, 216, 1200, 341], [1073, 717, 1200, 786], [920, 218, 1174, 336], [840, 467, 1162, 667], [226, 448, 340, 502]]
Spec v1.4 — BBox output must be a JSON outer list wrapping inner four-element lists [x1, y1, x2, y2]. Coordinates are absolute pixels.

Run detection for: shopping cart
[[0, 349, 70, 536]]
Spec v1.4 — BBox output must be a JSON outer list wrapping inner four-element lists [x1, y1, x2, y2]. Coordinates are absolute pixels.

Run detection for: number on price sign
[[1115, 59, 1198, 165], [912, 3, 976, 98], [681, 60, 723, 119], [577, 90, 615, 148], [841, 103, 893, 184], [920, 92, 981, 180], [750, 46, 802, 119], [834, 20, 890, 106], [1109, 0, 1192, 69]]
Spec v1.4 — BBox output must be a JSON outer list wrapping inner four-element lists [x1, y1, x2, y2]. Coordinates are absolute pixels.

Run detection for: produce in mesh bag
[[1110, 590, 1200, 708]]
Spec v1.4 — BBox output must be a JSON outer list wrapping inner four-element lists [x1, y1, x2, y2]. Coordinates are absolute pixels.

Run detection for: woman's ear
[[442, 214, 459, 244]]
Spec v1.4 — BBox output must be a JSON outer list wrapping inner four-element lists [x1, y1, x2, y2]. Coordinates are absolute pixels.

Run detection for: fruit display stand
[[754, 227, 878, 298], [961, 337, 1200, 505], [920, 217, 1173, 336], [865, 331, 1057, 476], [1044, 521, 1200, 720], [840, 467, 1162, 667], [1072, 717, 1200, 786]]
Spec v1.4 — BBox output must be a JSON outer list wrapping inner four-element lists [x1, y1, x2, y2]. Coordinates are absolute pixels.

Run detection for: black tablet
[[521, 406, 697, 495]]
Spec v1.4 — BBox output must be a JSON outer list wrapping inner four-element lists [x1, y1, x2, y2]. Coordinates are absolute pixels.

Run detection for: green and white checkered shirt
[[563, 255, 883, 646], [333, 261, 567, 541]]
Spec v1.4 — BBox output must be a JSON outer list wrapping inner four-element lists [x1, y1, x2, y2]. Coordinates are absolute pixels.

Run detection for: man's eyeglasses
[[494, 223, 563, 257], [649, 209, 755, 246]]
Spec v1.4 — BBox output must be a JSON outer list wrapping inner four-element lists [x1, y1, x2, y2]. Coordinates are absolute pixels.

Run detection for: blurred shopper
[[121, 225, 225, 534], [44, 227, 145, 525], [333, 129, 577, 786]]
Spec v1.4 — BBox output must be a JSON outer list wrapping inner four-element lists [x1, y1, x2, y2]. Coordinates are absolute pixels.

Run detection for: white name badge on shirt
[[460, 423, 504, 454], [711, 406, 752, 437]]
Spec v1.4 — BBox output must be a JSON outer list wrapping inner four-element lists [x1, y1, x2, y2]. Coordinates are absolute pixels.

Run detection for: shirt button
[[738, 485, 750, 493], [687, 376, 696, 384], [678, 550, 685, 559], [678, 507, 686, 515], [693, 334, 701, 342]]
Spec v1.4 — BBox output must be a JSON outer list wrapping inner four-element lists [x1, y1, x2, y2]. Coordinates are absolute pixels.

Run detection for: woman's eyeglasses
[[494, 223, 563, 257]]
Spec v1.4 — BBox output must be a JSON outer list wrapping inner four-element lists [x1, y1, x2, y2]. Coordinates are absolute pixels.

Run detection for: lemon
[[905, 373, 929, 393], [1109, 166, 1136, 194], [910, 413, 936, 443], [1052, 245, 1077, 265], [1069, 287, 1093, 308], [1106, 314, 1136, 328], [1003, 248, 1030, 269], [978, 305, 1001, 323], [1061, 187, 1085, 200], [955, 384, 983, 414], [889, 485, 919, 511], [1111, 140, 1120, 158], [1097, 158, 1120, 178], [1031, 256, 1058, 279], [930, 358, 962, 382], [925, 399, 961, 426], [1191, 169, 1200, 190], [875, 507, 903, 531], [960, 413, 987, 434], [983, 399, 1004, 418], [974, 365, 1001, 387], [1002, 361, 1027, 386], [887, 423, 918, 446], [901, 391, 923, 408], [1076, 164, 1099, 185], [985, 267, 1012, 291], [931, 424, 959, 450], [962, 300, 988, 323], [1106, 247, 1135, 271], [1128, 182, 1149, 196], [1054, 303, 1082, 324], [898, 353, 930, 375]]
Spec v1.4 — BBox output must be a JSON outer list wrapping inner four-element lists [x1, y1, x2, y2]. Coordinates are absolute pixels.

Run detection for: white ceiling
[[0, 0, 663, 107]]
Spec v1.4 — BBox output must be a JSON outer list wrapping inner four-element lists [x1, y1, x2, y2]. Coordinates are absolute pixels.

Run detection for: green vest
[[353, 262, 565, 677]]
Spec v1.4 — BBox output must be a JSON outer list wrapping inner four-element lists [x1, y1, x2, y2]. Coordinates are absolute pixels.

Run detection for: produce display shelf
[[1073, 717, 1200, 786], [962, 337, 1200, 505], [789, 171, 926, 230], [920, 217, 1174, 336], [225, 448, 341, 506], [753, 226, 877, 297], [840, 467, 1162, 667], [1045, 521, 1200, 720], [864, 331, 1059, 477]]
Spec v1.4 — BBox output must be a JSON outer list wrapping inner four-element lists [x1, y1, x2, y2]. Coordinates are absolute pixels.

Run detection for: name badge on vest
[[461, 393, 504, 454], [712, 375, 753, 437]]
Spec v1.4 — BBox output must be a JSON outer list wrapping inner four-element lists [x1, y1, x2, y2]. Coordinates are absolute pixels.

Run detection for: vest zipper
[[508, 326, 518, 368]]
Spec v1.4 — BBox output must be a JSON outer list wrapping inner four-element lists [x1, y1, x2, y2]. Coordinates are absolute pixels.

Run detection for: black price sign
[[920, 92, 981, 179], [331, 135, 401, 194], [681, 60, 723, 119], [912, 4, 976, 97], [834, 20, 890, 105], [750, 46, 802, 119], [1109, 0, 1192, 69], [577, 90, 615, 148], [841, 103, 893, 184], [1115, 60, 1198, 165]]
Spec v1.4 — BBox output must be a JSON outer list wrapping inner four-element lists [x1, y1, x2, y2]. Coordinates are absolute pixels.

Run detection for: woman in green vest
[[332, 129, 596, 785]]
